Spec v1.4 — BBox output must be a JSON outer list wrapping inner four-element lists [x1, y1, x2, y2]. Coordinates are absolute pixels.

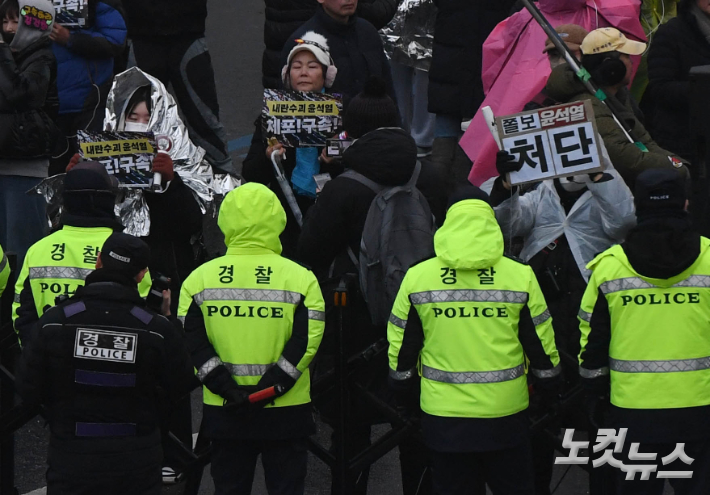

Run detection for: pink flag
[[462, 0, 645, 186]]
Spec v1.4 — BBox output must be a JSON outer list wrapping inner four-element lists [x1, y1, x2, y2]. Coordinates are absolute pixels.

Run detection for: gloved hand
[[222, 386, 250, 410], [534, 373, 563, 403], [66, 153, 81, 172], [584, 393, 609, 430], [394, 386, 420, 421], [496, 150, 522, 177], [151, 152, 175, 182], [257, 363, 297, 394]]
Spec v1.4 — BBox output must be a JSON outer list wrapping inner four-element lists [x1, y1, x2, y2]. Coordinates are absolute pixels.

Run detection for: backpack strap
[[339, 169, 386, 194], [407, 160, 422, 188]]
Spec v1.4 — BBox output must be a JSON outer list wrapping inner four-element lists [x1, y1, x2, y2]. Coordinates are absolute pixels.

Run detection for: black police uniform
[[15, 269, 195, 495]]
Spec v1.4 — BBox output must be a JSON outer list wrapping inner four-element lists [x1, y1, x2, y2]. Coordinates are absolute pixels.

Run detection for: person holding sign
[[545, 28, 689, 189], [243, 31, 340, 259], [0, 0, 63, 270]]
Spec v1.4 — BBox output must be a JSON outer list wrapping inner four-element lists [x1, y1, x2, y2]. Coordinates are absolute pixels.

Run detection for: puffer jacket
[[262, 0, 397, 89], [52, 0, 126, 115], [0, 36, 61, 160], [545, 63, 685, 189], [647, 0, 710, 164], [427, 0, 516, 119]]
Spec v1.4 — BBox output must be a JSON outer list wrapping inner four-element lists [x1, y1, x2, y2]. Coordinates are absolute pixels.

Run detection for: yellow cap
[[580, 28, 646, 56]]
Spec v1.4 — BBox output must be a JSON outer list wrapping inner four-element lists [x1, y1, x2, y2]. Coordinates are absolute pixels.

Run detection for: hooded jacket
[[296, 127, 417, 277], [387, 198, 559, 448], [0, 0, 62, 162], [544, 63, 685, 189], [178, 183, 325, 439]]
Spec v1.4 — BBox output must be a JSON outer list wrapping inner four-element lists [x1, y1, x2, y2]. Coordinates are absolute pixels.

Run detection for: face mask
[[124, 122, 149, 132], [2, 32, 14, 45], [560, 176, 587, 192]]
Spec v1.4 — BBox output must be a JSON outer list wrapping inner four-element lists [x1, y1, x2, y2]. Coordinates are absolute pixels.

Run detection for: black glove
[[584, 393, 609, 430], [222, 387, 250, 410], [257, 363, 297, 394], [496, 150, 522, 177]]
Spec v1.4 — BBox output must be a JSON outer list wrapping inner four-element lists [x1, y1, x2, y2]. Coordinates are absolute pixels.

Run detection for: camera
[[325, 137, 354, 157], [146, 273, 171, 313]]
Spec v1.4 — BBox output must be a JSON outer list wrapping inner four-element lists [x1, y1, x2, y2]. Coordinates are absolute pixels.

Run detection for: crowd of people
[[2, 0, 710, 494]]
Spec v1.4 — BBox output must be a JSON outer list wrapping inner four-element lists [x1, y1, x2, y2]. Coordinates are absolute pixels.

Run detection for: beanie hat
[[64, 161, 119, 192], [342, 77, 399, 139], [634, 169, 688, 215], [100, 233, 151, 278], [10, 0, 54, 52], [446, 184, 491, 212], [282, 31, 337, 88]]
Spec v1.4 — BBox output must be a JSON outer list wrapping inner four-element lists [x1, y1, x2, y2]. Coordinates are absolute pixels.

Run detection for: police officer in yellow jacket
[[178, 183, 325, 495], [0, 244, 9, 297], [579, 169, 710, 494], [388, 186, 561, 495]]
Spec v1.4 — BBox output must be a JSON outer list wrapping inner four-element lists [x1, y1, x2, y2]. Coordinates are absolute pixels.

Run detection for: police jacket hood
[[342, 127, 417, 186], [218, 183, 287, 255], [435, 199, 504, 270]]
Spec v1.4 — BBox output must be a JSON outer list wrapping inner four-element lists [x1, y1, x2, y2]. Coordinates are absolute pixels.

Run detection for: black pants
[[429, 442, 534, 495], [47, 463, 161, 495], [131, 36, 233, 173], [616, 439, 710, 495], [210, 437, 308, 495]]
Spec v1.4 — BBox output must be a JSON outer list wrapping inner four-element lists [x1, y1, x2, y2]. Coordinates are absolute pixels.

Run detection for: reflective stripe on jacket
[[579, 239, 710, 409]]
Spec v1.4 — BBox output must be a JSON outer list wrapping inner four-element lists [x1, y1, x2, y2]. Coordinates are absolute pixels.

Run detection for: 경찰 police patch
[[74, 328, 137, 363]]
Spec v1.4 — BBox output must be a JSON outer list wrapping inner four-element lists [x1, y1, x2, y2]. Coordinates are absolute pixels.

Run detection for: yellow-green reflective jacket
[[388, 199, 560, 419], [579, 239, 710, 409], [0, 244, 9, 297], [178, 183, 325, 409]]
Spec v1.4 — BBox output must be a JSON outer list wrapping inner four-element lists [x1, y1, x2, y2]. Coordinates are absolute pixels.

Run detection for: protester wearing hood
[[281, 1, 396, 102], [578, 168, 710, 494], [120, 0, 233, 174], [243, 31, 341, 259], [545, 28, 687, 189], [0, 0, 63, 270], [47, 0, 126, 176], [177, 183, 325, 495], [297, 126, 434, 495], [262, 0, 396, 89], [387, 185, 560, 495], [15, 232, 194, 495]]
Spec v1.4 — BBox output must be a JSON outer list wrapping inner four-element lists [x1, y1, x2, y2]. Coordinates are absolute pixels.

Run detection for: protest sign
[[77, 130, 157, 188], [262, 89, 343, 147], [495, 100, 604, 185], [53, 0, 89, 27]]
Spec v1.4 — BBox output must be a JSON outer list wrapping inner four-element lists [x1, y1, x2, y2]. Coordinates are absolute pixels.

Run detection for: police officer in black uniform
[[15, 233, 195, 495]]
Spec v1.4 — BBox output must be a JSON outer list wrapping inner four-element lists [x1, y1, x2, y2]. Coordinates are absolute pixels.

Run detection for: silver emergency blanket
[[35, 67, 239, 236], [380, 0, 436, 71]]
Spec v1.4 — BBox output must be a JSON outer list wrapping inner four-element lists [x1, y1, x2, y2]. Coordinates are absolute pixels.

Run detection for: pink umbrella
[[462, 0, 645, 186]]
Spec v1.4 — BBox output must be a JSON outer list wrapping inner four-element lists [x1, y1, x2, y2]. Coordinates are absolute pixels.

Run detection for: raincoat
[[460, 0, 645, 186], [491, 151, 636, 281]]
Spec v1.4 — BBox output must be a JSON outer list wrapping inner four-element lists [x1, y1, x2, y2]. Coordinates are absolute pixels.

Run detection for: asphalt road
[[8, 1, 672, 494]]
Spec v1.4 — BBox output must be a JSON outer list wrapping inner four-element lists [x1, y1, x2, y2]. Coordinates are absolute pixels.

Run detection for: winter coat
[[121, 0, 207, 39], [52, 0, 126, 115], [281, 7, 396, 101], [0, 39, 62, 160], [647, 4, 710, 164], [427, 0, 516, 119], [296, 127, 417, 277], [262, 0, 397, 89], [545, 63, 685, 189]]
